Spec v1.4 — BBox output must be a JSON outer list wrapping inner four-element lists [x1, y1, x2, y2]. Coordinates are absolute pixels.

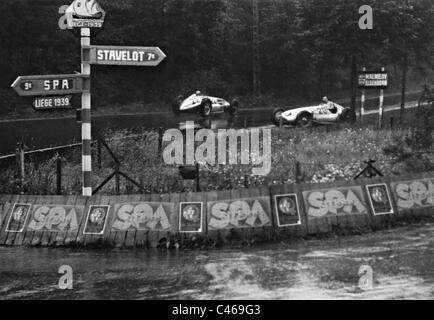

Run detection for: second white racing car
[[272, 97, 351, 127]]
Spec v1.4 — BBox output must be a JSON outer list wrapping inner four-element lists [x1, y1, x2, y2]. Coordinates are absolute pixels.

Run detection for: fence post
[[97, 139, 102, 169], [195, 163, 200, 192], [15, 143, 25, 194], [56, 158, 62, 195], [390, 117, 394, 130], [115, 164, 120, 195], [244, 174, 249, 188], [295, 161, 303, 183], [158, 127, 163, 155]]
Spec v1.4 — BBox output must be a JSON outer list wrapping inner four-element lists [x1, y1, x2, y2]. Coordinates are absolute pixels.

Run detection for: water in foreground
[[0, 223, 433, 300]]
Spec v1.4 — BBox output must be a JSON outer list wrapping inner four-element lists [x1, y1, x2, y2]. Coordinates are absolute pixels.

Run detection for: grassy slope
[[1, 124, 432, 195]]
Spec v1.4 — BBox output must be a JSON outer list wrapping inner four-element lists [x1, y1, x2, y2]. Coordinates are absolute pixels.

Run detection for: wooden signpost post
[[358, 68, 388, 128], [11, 0, 166, 196]]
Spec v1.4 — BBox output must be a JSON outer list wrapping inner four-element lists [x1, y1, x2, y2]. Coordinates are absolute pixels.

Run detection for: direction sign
[[86, 46, 166, 66], [358, 71, 388, 89], [33, 95, 73, 110], [11, 74, 86, 97]]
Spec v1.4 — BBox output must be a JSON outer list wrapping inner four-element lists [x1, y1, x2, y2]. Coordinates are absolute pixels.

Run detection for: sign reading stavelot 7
[[87, 46, 166, 66], [358, 70, 388, 89], [32, 96, 73, 110], [11, 74, 85, 97]]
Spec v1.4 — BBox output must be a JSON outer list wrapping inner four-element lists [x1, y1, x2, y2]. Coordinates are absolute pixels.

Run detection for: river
[[0, 223, 433, 300]]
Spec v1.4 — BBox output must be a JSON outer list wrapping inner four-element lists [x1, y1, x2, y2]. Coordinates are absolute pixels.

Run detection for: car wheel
[[272, 108, 285, 126], [229, 99, 239, 115], [297, 112, 313, 128], [340, 107, 351, 122], [202, 100, 212, 117], [172, 95, 183, 115]]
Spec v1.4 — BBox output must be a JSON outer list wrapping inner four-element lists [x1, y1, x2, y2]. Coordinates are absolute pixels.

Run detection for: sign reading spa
[[303, 186, 368, 218], [207, 197, 271, 230], [391, 178, 434, 210], [27, 205, 83, 232], [111, 202, 173, 231]]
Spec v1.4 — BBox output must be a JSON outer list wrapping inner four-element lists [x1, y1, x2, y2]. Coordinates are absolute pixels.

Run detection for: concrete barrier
[[0, 172, 433, 248]]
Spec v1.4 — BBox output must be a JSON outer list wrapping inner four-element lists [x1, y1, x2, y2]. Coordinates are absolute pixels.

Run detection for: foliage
[[0, 0, 433, 117]]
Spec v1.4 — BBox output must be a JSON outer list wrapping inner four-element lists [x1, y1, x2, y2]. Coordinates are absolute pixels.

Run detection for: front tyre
[[297, 112, 313, 128], [272, 108, 285, 126], [172, 95, 183, 115]]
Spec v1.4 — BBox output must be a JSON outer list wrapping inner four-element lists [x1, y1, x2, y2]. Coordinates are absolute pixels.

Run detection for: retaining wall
[[0, 172, 433, 248]]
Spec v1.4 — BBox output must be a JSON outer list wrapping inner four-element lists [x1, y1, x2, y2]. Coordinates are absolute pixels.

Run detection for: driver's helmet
[[195, 91, 202, 96], [322, 96, 329, 103]]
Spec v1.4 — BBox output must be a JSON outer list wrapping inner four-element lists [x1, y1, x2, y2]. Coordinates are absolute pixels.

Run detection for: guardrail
[[0, 171, 432, 248]]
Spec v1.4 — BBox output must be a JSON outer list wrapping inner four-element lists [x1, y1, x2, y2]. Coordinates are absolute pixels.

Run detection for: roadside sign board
[[65, 0, 106, 29], [358, 71, 388, 89], [11, 74, 86, 97], [86, 46, 166, 66], [32, 95, 73, 110]]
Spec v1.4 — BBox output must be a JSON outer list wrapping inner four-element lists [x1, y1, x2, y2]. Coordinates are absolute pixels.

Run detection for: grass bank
[[1, 123, 433, 195]]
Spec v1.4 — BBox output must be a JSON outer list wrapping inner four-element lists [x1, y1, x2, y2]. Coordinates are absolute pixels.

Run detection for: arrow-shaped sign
[[85, 46, 166, 66], [11, 74, 86, 97]]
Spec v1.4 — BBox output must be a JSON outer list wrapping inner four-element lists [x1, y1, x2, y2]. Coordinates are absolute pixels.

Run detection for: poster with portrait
[[179, 202, 203, 233], [83, 205, 110, 235], [366, 184, 394, 215], [274, 194, 301, 227], [6, 203, 31, 233]]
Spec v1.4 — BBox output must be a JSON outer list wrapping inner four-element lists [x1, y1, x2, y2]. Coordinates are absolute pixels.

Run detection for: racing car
[[172, 91, 239, 117], [272, 97, 351, 128]]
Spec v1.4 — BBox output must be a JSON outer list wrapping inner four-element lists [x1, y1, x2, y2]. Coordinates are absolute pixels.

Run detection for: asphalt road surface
[[0, 223, 433, 300]]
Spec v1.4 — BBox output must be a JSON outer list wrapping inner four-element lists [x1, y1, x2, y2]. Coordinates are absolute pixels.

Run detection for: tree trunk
[[349, 55, 357, 123]]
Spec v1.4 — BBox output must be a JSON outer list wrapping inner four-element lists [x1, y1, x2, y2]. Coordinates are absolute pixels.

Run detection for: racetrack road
[[0, 223, 433, 300]]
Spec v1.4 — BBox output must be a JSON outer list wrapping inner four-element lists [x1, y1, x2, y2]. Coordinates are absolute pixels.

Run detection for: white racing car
[[272, 97, 351, 128], [172, 91, 239, 117]]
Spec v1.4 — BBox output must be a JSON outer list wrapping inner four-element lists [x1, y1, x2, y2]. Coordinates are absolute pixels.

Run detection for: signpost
[[85, 45, 166, 66], [11, 0, 167, 196], [358, 70, 388, 89], [32, 96, 73, 110], [358, 68, 388, 127], [11, 74, 85, 97]]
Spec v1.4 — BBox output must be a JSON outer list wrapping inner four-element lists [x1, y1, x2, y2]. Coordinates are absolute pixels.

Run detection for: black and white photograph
[[0, 0, 433, 305]]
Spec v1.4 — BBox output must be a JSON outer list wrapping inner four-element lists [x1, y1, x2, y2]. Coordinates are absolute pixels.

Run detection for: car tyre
[[172, 95, 183, 115], [229, 99, 239, 115], [297, 112, 313, 128], [272, 108, 285, 126], [202, 100, 212, 117]]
